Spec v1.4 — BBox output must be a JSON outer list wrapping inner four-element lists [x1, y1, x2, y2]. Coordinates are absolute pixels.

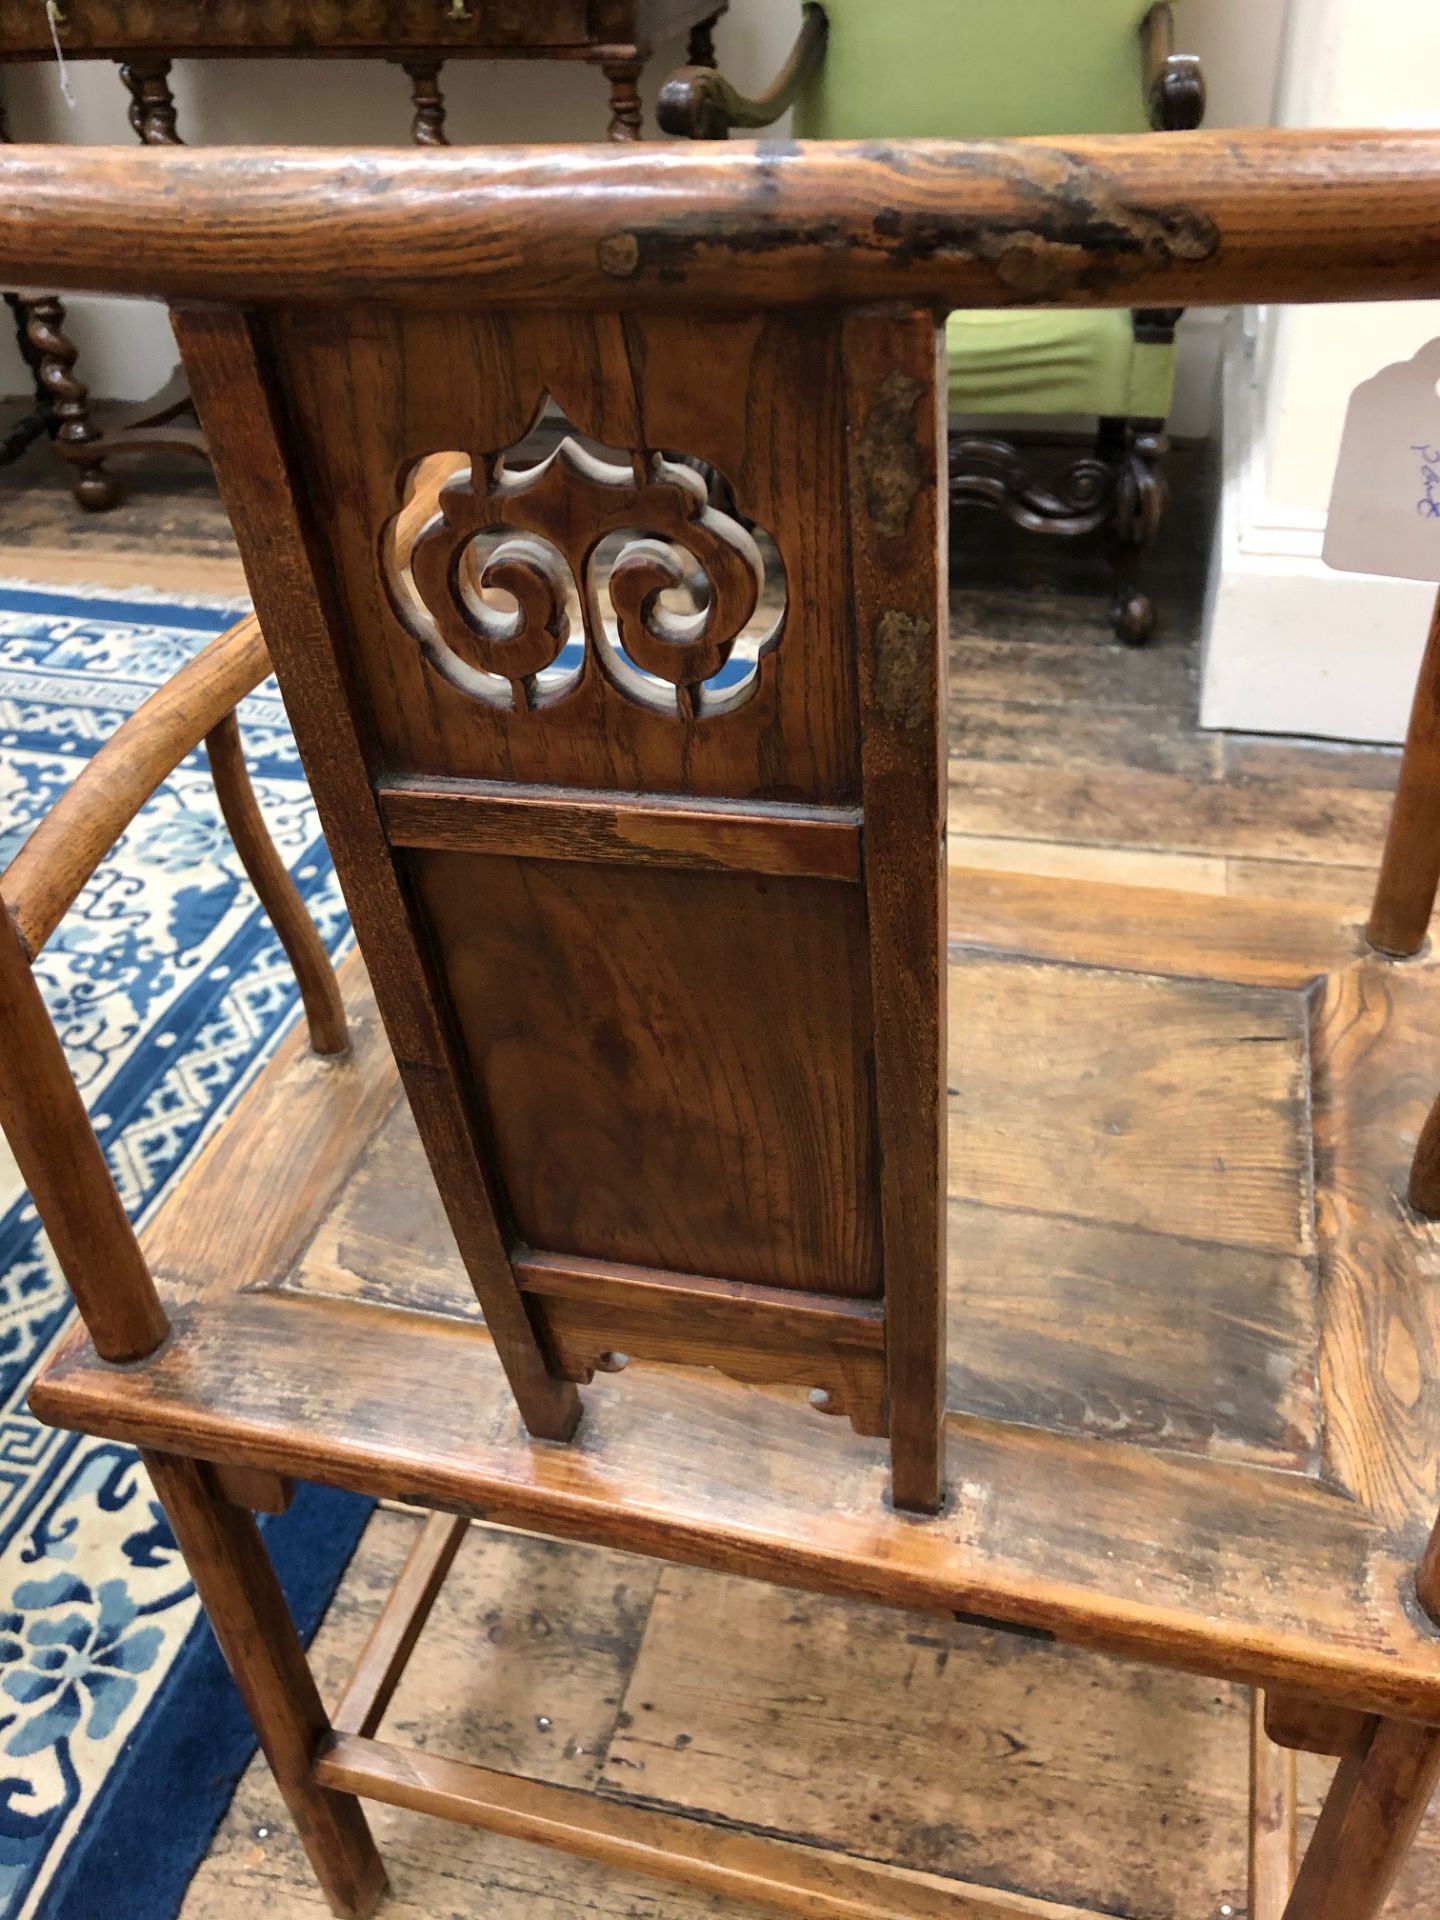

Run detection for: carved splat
[[383, 422, 782, 720]]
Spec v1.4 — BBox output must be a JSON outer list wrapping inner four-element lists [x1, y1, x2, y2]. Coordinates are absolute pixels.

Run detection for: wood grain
[[0, 905, 169, 1362], [950, 954, 1312, 1255], [4, 133, 1440, 311], [416, 851, 881, 1297], [206, 706, 349, 1057], [1, 614, 268, 956], [171, 303, 580, 1443], [380, 778, 862, 883], [844, 311, 948, 1514], [145, 1449, 386, 1919], [317, 1730, 1098, 1920]]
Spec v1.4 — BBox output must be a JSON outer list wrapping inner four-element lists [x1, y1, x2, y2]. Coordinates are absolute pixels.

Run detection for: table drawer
[[0, 0, 599, 59]]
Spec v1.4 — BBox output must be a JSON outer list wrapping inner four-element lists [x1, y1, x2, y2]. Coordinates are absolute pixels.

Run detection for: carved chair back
[[2, 134, 1439, 1527], [164, 163, 953, 1514]]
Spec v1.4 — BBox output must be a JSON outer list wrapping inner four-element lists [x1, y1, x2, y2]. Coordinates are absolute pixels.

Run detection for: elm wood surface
[[28, 868, 1440, 1916], [31, 875, 1440, 1729], [193, 1506, 1375, 1920], [173, 285, 945, 1493], [0, 906, 169, 1363], [23, 444, 1440, 1920], [0, 614, 268, 955], [314, 1730, 1091, 1920], [172, 303, 582, 1449], [205, 707, 349, 1057], [844, 311, 948, 1512], [142, 1450, 388, 1918], [1283, 1717, 1440, 1920], [332, 1512, 470, 1740], [2, 3, 728, 508], [3, 133, 1440, 313], [415, 852, 882, 1299], [378, 779, 863, 882]]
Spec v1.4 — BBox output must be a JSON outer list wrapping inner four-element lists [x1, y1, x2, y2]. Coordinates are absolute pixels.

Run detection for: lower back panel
[[414, 850, 881, 1297]]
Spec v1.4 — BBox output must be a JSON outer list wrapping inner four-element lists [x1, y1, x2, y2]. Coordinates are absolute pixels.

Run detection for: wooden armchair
[[660, 1, 1205, 644], [3, 132, 1440, 1920]]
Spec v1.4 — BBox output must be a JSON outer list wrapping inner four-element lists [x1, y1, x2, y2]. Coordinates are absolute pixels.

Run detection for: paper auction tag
[[1325, 338, 1440, 583]]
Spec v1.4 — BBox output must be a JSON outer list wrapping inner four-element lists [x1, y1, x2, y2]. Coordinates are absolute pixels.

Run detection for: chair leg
[[1282, 1714, 1440, 1920], [205, 710, 349, 1057], [1408, 1089, 1440, 1217], [1368, 584, 1440, 959], [1100, 414, 1167, 647], [144, 1451, 387, 1920]]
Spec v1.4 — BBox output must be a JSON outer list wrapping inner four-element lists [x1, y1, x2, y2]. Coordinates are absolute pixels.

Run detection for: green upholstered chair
[[661, 3, 1205, 642]]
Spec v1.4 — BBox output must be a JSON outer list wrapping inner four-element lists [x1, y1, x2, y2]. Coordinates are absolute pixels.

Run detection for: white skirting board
[[1200, 321, 1433, 747]]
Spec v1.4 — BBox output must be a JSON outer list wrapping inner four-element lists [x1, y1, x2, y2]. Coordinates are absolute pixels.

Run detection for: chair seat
[[32, 871, 1440, 1722], [946, 310, 1175, 419]]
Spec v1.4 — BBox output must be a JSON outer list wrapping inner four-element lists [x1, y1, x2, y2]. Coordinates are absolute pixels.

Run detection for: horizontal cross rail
[[0, 132, 1437, 312], [316, 1728, 1090, 1918]]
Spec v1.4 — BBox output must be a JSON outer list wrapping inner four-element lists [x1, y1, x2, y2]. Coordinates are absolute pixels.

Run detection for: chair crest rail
[[0, 131, 1438, 312]]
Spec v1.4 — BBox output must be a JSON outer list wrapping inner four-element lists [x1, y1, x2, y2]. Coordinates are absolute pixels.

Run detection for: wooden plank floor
[[2, 434, 1432, 1917]]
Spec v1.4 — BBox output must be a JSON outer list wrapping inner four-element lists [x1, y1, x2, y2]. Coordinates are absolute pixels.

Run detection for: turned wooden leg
[[2, 294, 50, 466], [688, 12, 722, 66], [1282, 1714, 1440, 1920], [1100, 414, 1166, 647], [144, 1452, 386, 1920], [119, 56, 182, 145], [23, 295, 118, 511], [402, 58, 450, 146], [602, 56, 645, 140], [205, 710, 349, 1058]]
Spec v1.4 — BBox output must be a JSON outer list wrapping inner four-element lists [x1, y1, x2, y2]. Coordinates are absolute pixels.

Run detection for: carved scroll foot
[[603, 57, 645, 141], [1102, 415, 1167, 648], [25, 296, 118, 513]]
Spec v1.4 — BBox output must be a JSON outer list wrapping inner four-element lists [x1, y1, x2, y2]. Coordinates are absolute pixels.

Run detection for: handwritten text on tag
[[1325, 338, 1440, 585]]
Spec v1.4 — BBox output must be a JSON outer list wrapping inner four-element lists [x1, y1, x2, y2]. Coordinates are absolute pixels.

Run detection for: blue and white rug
[[0, 582, 370, 1919]]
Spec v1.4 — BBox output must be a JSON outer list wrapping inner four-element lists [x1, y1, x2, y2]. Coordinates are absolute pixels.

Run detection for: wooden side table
[[0, 0, 726, 508]]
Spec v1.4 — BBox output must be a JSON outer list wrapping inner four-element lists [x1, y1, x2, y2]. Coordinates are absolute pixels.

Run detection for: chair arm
[[658, 2, 828, 139], [1141, 2, 1206, 131], [2, 613, 269, 958]]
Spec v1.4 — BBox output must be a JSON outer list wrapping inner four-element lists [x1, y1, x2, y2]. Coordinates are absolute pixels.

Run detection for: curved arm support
[[205, 710, 349, 1057], [2, 615, 270, 958], [658, 2, 828, 138], [1141, 2, 1206, 132]]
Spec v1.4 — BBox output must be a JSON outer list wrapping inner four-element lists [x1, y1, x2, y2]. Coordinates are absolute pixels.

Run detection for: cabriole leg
[[144, 1452, 386, 1920]]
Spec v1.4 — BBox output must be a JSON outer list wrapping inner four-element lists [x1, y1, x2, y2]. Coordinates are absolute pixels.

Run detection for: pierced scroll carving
[[383, 425, 784, 720]]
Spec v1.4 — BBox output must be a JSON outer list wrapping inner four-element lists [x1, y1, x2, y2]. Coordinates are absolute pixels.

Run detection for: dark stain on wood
[[856, 369, 925, 539], [872, 611, 934, 733]]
